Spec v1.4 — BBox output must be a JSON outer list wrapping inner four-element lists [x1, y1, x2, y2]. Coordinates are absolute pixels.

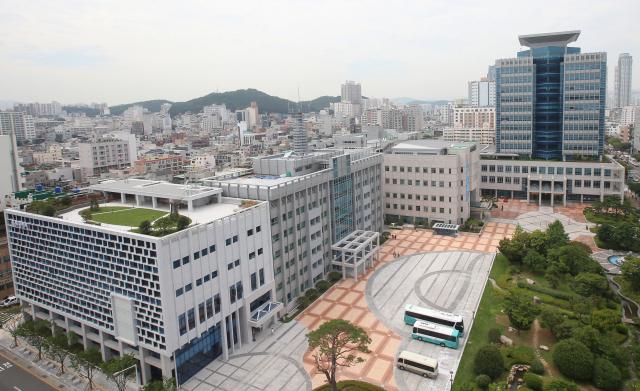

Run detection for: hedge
[[498, 275, 511, 289], [312, 380, 386, 391], [516, 281, 573, 301]]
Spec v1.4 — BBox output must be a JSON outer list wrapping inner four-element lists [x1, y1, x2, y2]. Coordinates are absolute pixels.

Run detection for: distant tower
[[615, 53, 633, 108], [291, 108, 307, 155]]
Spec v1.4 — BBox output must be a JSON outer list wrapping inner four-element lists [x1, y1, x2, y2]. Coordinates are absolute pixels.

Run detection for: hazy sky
[[2, 0, 639, 105]]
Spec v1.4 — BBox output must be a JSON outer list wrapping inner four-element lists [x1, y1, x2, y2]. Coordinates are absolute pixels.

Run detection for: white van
[[396, 350, 438, 378]]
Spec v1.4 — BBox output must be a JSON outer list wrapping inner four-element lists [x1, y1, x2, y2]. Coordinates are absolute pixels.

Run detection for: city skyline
[[1, 0, 639, 104]]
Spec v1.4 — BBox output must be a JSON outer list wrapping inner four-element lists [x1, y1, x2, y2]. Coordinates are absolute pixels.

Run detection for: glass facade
[[175, 322, 222, 385]]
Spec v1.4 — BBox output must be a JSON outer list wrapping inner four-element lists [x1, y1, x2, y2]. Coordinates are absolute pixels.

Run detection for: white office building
[[468, 78, 496, 107], [7, 179, 279, 386], [78, 139, 132, 181], [614, 53, 633, 109]]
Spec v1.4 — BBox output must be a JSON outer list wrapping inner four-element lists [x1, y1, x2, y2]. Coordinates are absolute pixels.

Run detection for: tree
[[545, 265, 560, 289], [503, 290, 537, 335], [153, 217, 174, 235], [592, 358, 621, 391], [546, 220, 569, 248], [101, 354, 138, 391], [622, 256, 640, 289], [530, 359, 544, 375], [43, 329, 76, 375], [475, 374, 491, 388], [488, 328, 501, 344], [552, 322, 574, 340], [590, 309, 619, 333], [540, 306, 564, 331], [522, 250, 547, 272], [528, 230, 549, 256], [571, 273, 607, 297], [523, 373, 543, 389], [139, 220, 152, 235], [571, 296, 593, 324], [42, 204, 56, 217], [543, 380, 580, 391], [2, 305, 26, 348], [498, 231, 530, 264], [141, 376, 177, 391], [622, 198, 635, 216], [177, 215, 190, 230], [481, 194, 498, 210], [614, 223, 634, 248], [552, 339, 594, 380], [597, 223, 615, 243], [89, 197, 100, 212], [79, 209, 92, 222], [306, 319, 371, 391], [61, 195, 73, 207], [592, 198, 604, 215], [29, 200, 45, 213], [70, 345, 102, 390], [571, 326, 600, 354], [473, 344, 504, 378], [16, 319, 54, 361]]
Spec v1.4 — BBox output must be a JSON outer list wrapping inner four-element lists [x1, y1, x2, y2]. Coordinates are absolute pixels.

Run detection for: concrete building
[[333, 81, 363, 117], [78, 139, 132, 181], [468, 78, 496, 107], [382, 140, 480, 226], [202, 147, 383, 311], [13, 102, 62, 117], [621, 106, 639, 128], [0, 135, 24, 210], [0, 111, 36, 142], [454, 106, 495, 128], [496, 30, 606, 159], [7, 179, 279, 386], [134, 154, 183, 176], [614, 53, 633, 108], [444, 123, 495, 145]]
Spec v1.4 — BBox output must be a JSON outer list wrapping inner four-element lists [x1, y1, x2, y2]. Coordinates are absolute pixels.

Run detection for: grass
[[91, 206, 133, 214], [89, 208, 168, 227], [584, 211, 640, 227], [613, 276, 640, 307], [489, 253, 509, 280]]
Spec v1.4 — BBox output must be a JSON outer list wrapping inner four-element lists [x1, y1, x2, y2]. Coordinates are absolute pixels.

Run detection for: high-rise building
[[0, 135, 25, 210], [0, 111, 36, 142], [468, 78, 496, 107], [78, 139, 132, 181], [487, 65, 497, 82], [614, 53, 633, 108], [495, 30, 606, 159], [13, 102, 62, 117], [333, 81, 363, 117], [621, 106, 639, 128]]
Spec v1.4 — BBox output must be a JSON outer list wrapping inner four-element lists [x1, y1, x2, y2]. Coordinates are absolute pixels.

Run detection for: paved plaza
[[491, 206, 594, 240]]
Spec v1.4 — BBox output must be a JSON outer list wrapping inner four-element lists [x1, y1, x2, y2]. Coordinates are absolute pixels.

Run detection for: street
[[0, 349, 60, 391]]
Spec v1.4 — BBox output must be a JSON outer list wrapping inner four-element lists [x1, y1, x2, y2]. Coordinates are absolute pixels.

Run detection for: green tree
[[70, 345, 102, 390], [622, 198, 635, 216], [16, 319, 54, 361], [79, 209, 92, 222], [498, 231, 530, 264], [552, 339, 594, 380], [590, 309, 619, 333], [153, 217, 174, 235], [101, 354, 138, 391], [177, 215, 190, 230], [43, 329, 76, 375], [523, 373, 542, 389], [488, 328, 501, 344], [545, 265, 560, 289], [621, 256, 640, 289], [552, 322, 574, 340], [522, 250, 547, 272], [571, 326, 600, 354], [89, 197, 100, 212], [2, 305, 27, 348], [543, 380, 580, 391], [476, 374, 491, 388], [571, 273, 607, 297], [481, 194, 498, 210], [139, 220, 152, 235], [60, 195, 73, 206], [42, 204, 56, 217], [306, 319, 372, 391], [614, 223, 634, 248], [528, 230, 549, 255], [473, 344, 504, 378], [597, 223, 615, 243], [530, 359, 544, 375], [141, 376, 177, 391], [592, 358, 621, 391], [503, 290, 537, 335], [571, 296, 593, 324], [546, 220, 569, 248], [592, 198, 604, 215], [29, 200, 45, 213], [540, 306, 564, 331]]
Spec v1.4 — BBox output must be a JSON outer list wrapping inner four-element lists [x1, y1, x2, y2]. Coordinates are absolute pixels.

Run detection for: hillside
[[109, 100, 172, 116]]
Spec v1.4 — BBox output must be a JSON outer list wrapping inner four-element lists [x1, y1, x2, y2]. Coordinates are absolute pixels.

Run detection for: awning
[[248, 301, 283, 328]]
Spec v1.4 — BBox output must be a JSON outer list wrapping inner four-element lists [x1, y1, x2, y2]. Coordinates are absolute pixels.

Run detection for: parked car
[[0, 295, 18, 308]]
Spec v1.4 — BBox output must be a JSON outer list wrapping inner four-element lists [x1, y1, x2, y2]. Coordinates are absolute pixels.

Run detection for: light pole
[[449, 370, 454, 389]]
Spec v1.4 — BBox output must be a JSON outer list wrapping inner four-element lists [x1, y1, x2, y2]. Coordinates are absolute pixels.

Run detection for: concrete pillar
[[152, 197, 157, 208], [353, 252, 358, 283], [188, 200, 193, 212], [121, 193, 126, 204], [160, 355, 173, 380], [235, 310, 242, 349], [221, 316, 229, 361], [136, 195, 141, 206], [551, 192, 554, 207], [139, 348, 151, 385]]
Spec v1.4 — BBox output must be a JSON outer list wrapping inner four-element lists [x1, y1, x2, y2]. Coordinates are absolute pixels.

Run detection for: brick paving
[[572, 234, 603, 253], [296, 223, 514, 390], [555, 203, 589, 223], [491, 199, 538, 219]]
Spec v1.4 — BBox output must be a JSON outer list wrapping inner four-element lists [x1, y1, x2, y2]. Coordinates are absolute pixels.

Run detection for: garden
[[584, 196, 640, 252], [453, 220, 634, 391]]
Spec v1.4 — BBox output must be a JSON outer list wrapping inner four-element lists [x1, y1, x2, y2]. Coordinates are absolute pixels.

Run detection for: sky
[[1, 0, 639, 106]]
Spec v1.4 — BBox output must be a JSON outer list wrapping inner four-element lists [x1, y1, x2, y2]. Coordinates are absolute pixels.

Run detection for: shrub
[[508, 265, 521, 275], [475, 374, 491, 388], [491, 287, 508, 300], [497, 275, 511, 289], [616, 323, 628, 335], [473, 345, 504, 378], [488, 328, 501, 344], [552, 299, 571, 309], [606, 301, 617, 309], [530, 358, 544, 375], [328, 272, 342, 281], [593, 358, 621, 391], [552, 339, 594, 379], [516, 281, 573, 300], [305, 289, 319, 300], [523, 373, 543, 389], [316, 280, 331, 292], [543, 380, 580, 391], [312, 380, 386, 391], [519, 388, 533, 391]]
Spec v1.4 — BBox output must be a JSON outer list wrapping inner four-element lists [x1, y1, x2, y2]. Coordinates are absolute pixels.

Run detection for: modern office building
[[495, 30, 606, 159], [614, 53, 633, 109], [78, 139, 132, 181], [382, 140, 481, 226], [0, 111, 36, 142], [7, 179, 279, 386], [468, 78, 496, 107], [202, 147, 383, 311]]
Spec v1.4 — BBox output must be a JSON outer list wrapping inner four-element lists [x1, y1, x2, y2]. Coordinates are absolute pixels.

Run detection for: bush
[[397, 217, 405, 225], [312, 380, 386, 391], [488, 328, 501, 344], [497, 275, 511, 289], [475, 374, 491, 388], [328, 272, 342, 281], [305, 289, 319, 300], [616, 323, 628, 335], [530, 358, 544, 375], [519, 388, 533, 391], [516, 281, 573, 300], [606, 301, 617, 309], [316, 280, 331, 292], [473, 345, 504, 378], [543, 380, 580, 391], [523, 373, 543, 389], [593, 358, 622, 391], [552, 339, 594, 379], [508, 265, 521, 275], [552, 299, 571, 309]]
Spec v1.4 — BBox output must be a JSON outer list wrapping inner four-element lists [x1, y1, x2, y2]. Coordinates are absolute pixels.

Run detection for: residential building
[[0, 135, 24, 210], [202, 147, 383, 311], [621, 106, 639, 128], [468, 78, 496, 107], [454, 106, 495, 128], [0, 111, 36, 142], [382, 140, 480, 226], [0, 239, 13, 301], [13, 101, 62, 117], [134, 154, 183, 175], [495, 30, 606, 159], [444, 123, 495, 145], [7, 179, 279, 386], [21, 170, 48, 190], [614, 53, 633, 108], [78, 139, 132, 181], [333, 81, 363, 117]]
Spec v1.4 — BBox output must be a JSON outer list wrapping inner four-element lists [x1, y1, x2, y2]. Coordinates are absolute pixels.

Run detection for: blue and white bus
[[404, 304, 464, 335], [412, 321, 459, 349]]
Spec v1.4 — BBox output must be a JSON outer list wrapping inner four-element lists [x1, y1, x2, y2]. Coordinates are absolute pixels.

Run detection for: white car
[[0, 295, 18, 308]]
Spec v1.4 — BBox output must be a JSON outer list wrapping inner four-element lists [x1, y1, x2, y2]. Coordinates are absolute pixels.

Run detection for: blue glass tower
[[496, 31, 606, 160]]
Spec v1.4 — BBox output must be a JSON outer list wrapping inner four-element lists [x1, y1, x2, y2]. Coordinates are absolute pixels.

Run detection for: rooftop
[[518, 30, 580, 49], [90, 179, 222, 201]]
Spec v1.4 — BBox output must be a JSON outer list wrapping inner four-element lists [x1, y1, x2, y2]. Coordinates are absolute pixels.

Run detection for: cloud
[[11, 47, 112, 69], [347, 59, 408, 78]]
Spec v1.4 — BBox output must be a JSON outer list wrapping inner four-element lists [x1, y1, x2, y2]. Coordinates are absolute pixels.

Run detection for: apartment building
[[0, 111, 36, 142], [454, 106, 495, 128], [78, 140, 132, 181], [7, 179, 278, 386], [443, 123, 495, 145], [134, 154, 183, 175]]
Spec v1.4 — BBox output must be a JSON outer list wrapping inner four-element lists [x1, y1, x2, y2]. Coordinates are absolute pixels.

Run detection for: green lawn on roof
[[89, 208, 167, 227], [91, 206, 133, 214]]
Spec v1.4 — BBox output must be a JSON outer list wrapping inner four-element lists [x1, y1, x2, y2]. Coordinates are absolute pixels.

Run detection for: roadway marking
[[0, 350, 59, 390]]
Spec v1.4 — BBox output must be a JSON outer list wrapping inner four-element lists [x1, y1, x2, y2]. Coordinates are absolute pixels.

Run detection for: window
[[211, 270, 218, 279], [175, 288, 183, 297], [187, 308, 195, 330], [259, 268, 265, 285], [234, 259, 240, 267], [237, 282, 243, 299], [185, 283, 192, 292], [214, 294, 221, 313], [228, 262, 233, 270], [230, 285, 236, 303], [385, 166, 389, 171], [574, 180, 581, 187], [226, 238, 231, 246], [233, 235, 238, 243], [178, 313, 186, 336], [575, 168, 582, 175], [182, 256, 189, 265], [196, 278, 202, 287], [201, 248, 208, 256], [557, 167, 563, 174], [439, 182, 444, 187], [251, 273, 257, 291], [400, 166, 404, 172], [193, 251, 200, 260], [210, 245, 216, 253], [249, 251, 255, 259], [198, 303, 205, 323], [256, 226, 261, 232], [247, 229, 253, 236], [594, 168, 601, 176], [481, 176, 487, 183], [258, 248, 263, 255], [204, 274, 210, 283], [566, 168, 573, 175], [206, 298, 213, 319], [594, 181, 601, 188], [173, 260, 180, 269]]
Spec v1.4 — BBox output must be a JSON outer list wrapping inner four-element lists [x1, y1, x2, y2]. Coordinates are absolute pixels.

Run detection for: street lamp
[[449, 370, 454, 389]]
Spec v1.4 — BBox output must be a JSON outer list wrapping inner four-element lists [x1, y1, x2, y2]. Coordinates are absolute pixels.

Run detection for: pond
[[609, 256, 624, 266]]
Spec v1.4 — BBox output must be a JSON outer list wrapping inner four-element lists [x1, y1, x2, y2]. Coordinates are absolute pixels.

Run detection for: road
[[0, 348, 61, 391]]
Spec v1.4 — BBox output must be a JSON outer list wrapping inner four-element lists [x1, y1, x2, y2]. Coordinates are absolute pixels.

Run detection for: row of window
[[385, 204, 461, 214], [178, 295, 221, 335], [386, 193, 464, 202], [481, 165, 611, 176], [385, 179, 461, 187], [385, 166, 463, 174]]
